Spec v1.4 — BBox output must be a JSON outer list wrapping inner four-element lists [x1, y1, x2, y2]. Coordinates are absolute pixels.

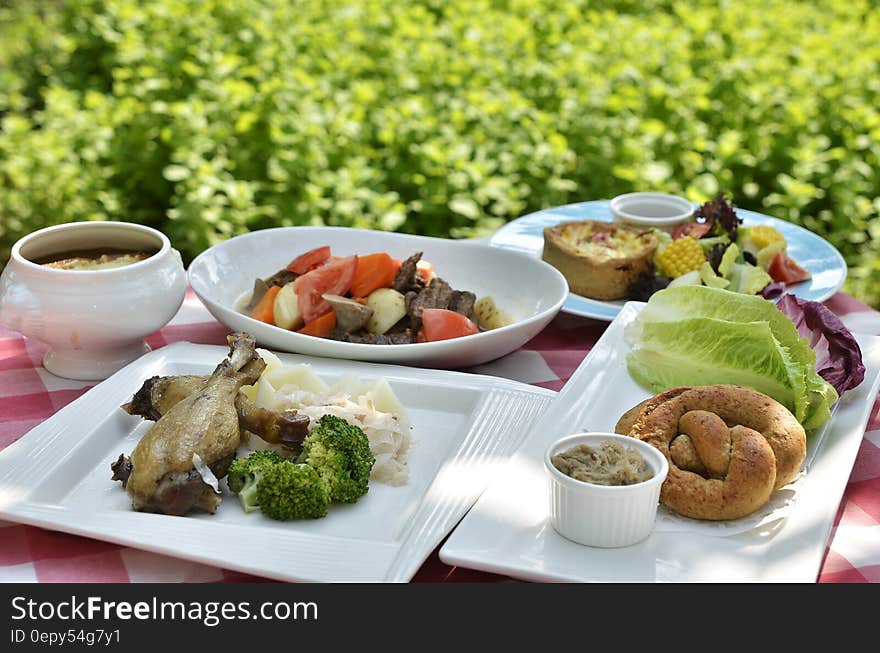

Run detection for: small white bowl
[[545, 432, 668, 548], [0, 222, 186, 380], [610, 192, 694, 232]]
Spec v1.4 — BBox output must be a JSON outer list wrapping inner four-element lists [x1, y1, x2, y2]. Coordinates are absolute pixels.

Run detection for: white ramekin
[[545, 432, 668, 548], [610, 192, 694, 232]]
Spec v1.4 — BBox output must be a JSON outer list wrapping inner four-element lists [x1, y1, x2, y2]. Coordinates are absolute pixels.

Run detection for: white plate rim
[[489, 200, 848, 321], [0, 341, 556, 583], [439, 302, 880, 582]]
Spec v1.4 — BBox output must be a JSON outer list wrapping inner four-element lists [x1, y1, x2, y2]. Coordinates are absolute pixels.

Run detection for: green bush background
[[1, 0, 878, 307]]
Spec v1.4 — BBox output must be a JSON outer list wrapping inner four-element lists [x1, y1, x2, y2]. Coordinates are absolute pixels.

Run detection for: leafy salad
[[629, 195, 811, 301], [625, 285, 865, 431]]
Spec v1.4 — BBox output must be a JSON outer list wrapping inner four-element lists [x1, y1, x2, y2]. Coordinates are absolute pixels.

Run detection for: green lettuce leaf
[[727, 262, 773, 296], [625, 286, 838, 431]]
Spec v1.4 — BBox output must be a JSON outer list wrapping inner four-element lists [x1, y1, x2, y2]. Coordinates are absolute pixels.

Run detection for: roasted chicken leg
[[112, 333, 266, 516], [123, 374, 309, 448]]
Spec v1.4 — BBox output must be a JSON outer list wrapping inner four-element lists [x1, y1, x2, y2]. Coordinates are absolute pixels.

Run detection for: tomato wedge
[[419, 308, 480, 342], [293, 255, 358, 323], [767, 251, 811, 285], [672, 221, 713, 240], [286, 246, 331, 275]]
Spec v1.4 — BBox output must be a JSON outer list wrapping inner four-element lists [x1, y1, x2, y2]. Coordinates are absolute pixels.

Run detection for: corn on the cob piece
[[656, 236, 707, 278], [747, 225, 786, 250]]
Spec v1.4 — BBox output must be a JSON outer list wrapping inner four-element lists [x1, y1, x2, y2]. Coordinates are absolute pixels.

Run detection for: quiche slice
[[542, 220, 658, 300]]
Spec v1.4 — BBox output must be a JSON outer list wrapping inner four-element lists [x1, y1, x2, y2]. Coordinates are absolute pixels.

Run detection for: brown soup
[[32, 247, 157, 271]]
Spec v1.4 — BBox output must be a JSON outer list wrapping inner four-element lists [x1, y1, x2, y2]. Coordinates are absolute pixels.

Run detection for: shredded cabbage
[[191, 453, 221, 494], [244, 351, 412, 485], [275, 385, 411, 485]]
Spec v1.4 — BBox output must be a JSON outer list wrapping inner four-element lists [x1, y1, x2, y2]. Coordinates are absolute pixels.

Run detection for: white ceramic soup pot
[[545, 432, 668, 548], [0, 221, 186, 380]]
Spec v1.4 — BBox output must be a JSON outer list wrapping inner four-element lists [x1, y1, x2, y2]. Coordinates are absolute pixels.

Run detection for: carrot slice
[[350, 252, 395, 298], [297, 310, 336, 337], [250, 285, 281, 324]]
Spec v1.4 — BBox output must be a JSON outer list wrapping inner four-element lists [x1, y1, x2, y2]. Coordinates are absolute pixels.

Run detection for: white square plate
[[0, 342, 554, 582], [439, 302, 880, 582]]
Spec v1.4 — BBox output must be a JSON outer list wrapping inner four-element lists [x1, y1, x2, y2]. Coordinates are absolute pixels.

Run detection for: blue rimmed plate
[[489, 200, 848, 321]]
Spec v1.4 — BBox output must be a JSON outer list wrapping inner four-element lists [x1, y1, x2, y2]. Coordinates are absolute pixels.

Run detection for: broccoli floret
[[256, 461, 330, 520], [227, 449, 286, 493], [298, 414, 375, 503], [226, 450, 287, 513], [226, 418, 373, 518]]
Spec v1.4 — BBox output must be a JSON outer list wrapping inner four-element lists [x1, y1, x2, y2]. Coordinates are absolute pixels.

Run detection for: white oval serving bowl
[[188, 226, 568, 368], [545, 432, 668, 548], [0, 221, 187, 380], [610, 192, 694, 232]]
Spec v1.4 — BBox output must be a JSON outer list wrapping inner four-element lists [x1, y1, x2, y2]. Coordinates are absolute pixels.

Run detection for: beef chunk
[[405, 277, 454, 331], [264, 269, 298, 288], [410, 277, 453, 311], [336, 330, 417, 345], [244, 269, 298, 312], [386, 315, 413, 334], [243, 279, 270, 312], [448, 290, 476, 318], [392, 252, 424, 293]]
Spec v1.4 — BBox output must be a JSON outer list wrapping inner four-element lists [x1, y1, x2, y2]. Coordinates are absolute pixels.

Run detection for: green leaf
[[162, 165, 190, 182]]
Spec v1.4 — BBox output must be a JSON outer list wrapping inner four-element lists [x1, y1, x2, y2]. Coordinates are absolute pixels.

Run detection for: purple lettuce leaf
[[776, 293, 866, 395], [761, 281, 787, 299]]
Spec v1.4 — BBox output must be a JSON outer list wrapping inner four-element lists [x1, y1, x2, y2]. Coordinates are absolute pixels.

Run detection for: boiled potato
[[253, 362, 329, 409], [240, 348, 284, 402], [331, 374, 371, 398], [473, 296, 514, 331], [266, 363, 328, 394], [368, 378, 410, 429], [273, 282, 304, 330], [365, 288, 407, 334]]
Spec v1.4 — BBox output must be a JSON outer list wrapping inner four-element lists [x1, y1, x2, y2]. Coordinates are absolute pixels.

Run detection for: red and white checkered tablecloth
[[1, 288, 879, 583]]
